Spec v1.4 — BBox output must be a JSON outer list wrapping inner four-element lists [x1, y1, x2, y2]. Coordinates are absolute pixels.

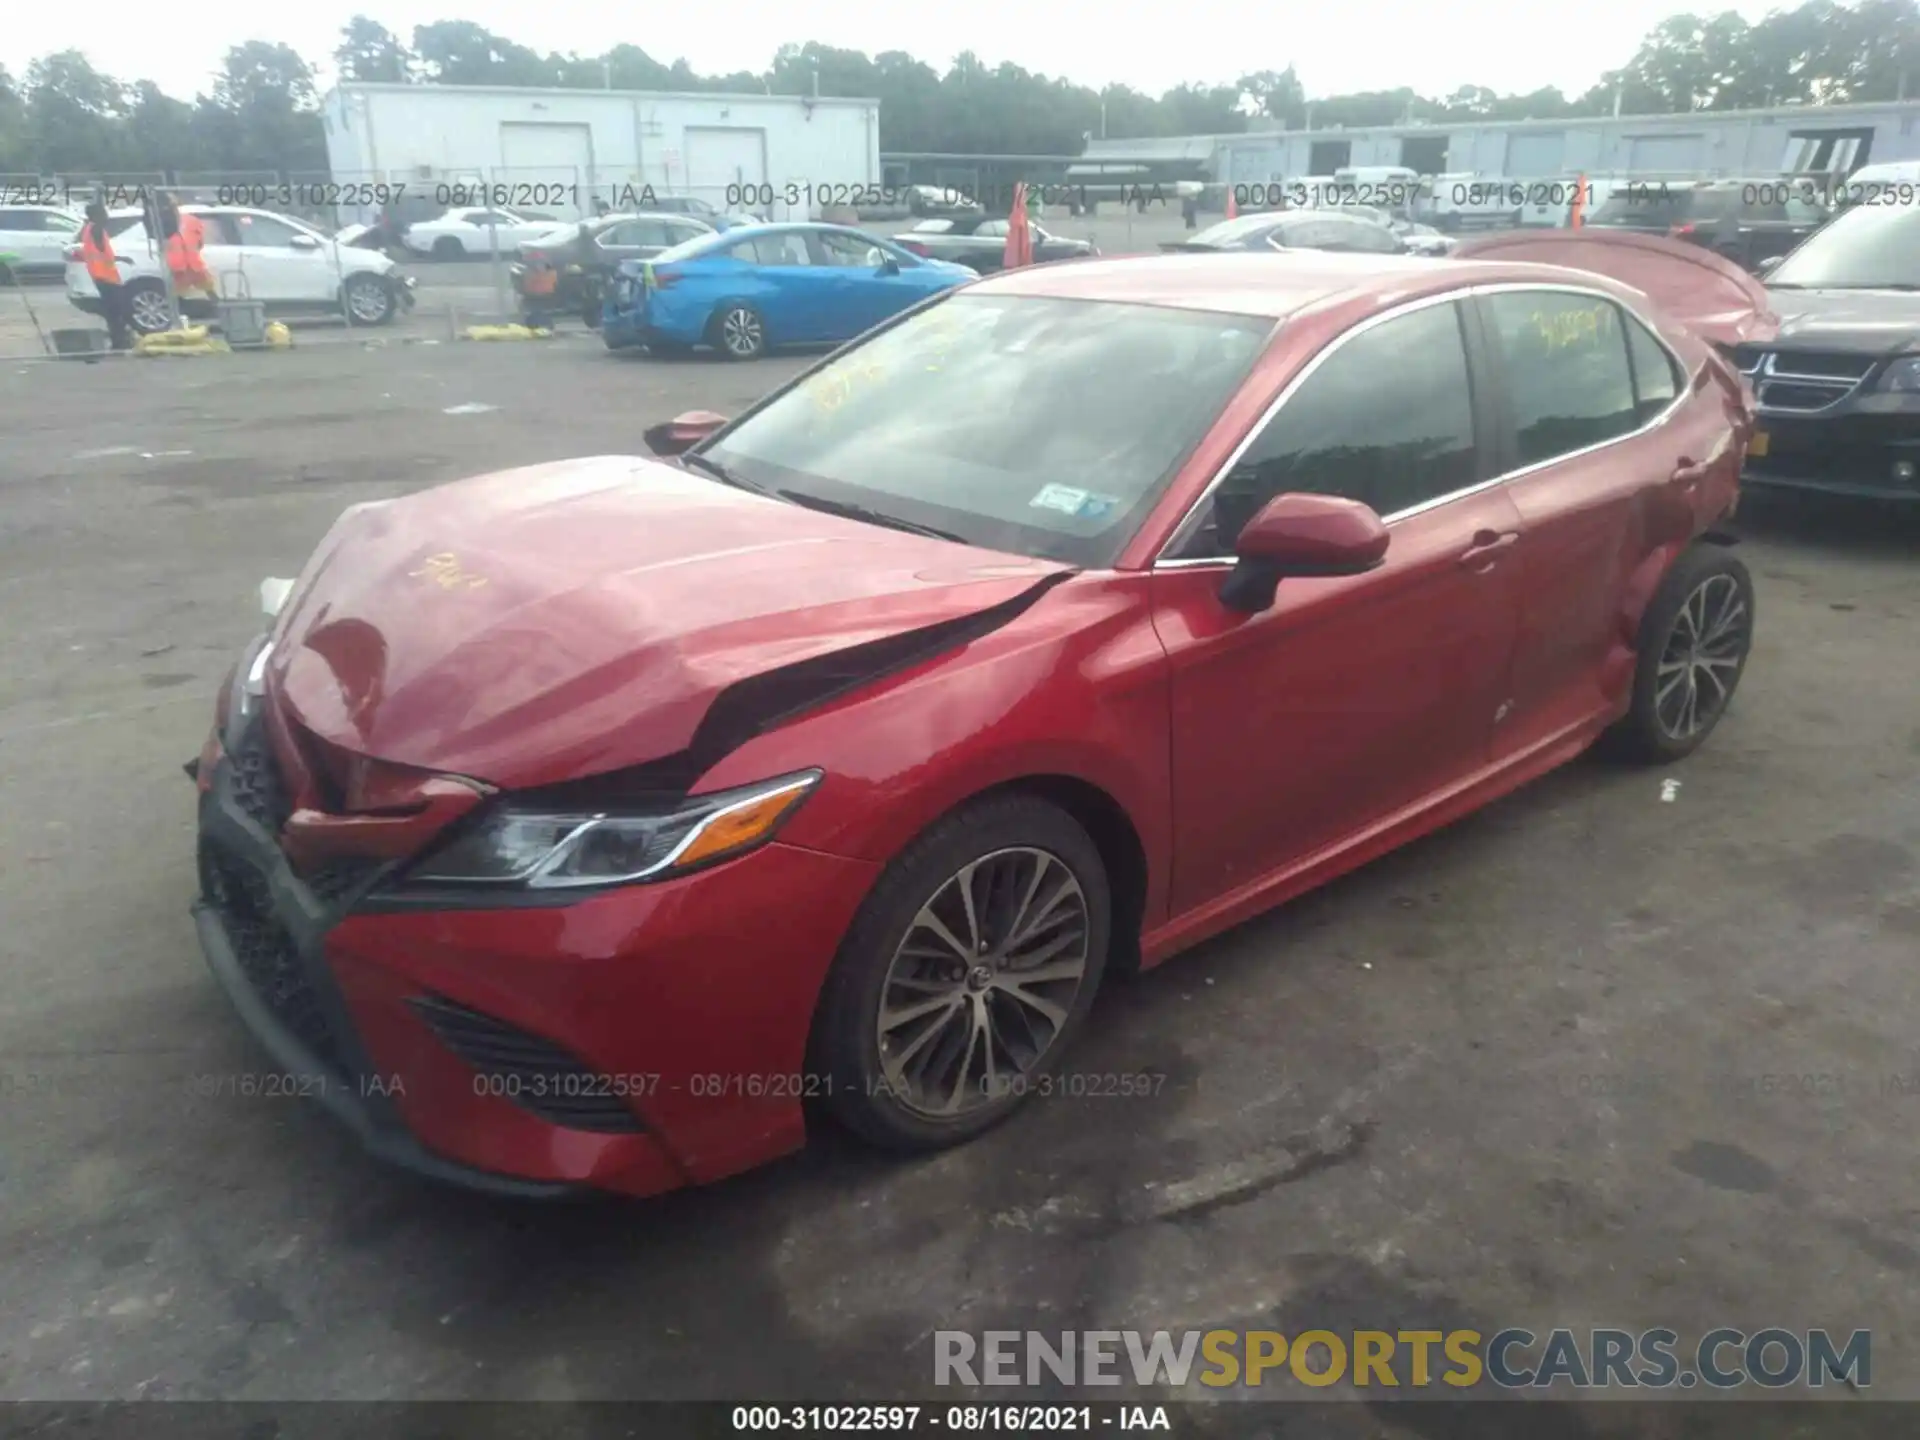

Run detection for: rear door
[[1154, 297, 1524, 912], [0, 208, 76, 274], [732, 231, 835, 342], [1472, 286, 1727, 760]]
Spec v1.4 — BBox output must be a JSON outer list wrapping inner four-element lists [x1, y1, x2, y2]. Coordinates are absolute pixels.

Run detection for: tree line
[[2, 1, 1917, 179]]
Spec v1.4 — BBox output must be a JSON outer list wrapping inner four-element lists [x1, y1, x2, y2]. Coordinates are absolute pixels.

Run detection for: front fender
[[697, 574, 1175, 930]]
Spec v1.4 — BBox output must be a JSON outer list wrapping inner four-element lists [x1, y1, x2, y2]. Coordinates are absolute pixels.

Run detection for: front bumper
[[192, 693, 880, 1198], [1744, 408, 1920, 502]]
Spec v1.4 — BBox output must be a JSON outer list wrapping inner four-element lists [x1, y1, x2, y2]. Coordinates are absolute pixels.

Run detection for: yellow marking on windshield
[[409, 553, 488, 590]]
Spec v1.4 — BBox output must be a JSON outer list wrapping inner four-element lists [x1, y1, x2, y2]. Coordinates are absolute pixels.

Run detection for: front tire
[[431, 237, 464, 262], [812, 795, 1111, 1152], [342, 274, 395, 326], [709, 303, 766, 360], [1610, 545, 1755, 763]]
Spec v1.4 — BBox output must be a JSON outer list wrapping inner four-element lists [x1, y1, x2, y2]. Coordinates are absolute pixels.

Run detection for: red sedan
[[191, 239, 1768, 1197]]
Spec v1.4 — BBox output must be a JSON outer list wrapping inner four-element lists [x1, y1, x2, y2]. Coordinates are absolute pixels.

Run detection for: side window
[[1174, 301, 1478, 557], [229, 213, 305, 248], [0, 209, 25, 229], [667, 222, 708, 246], [1336, 219, 1403, 254], [739, 233, 810, 265], [200, 214, 245, 245], [976, 219, 1009, 238], [813, 230, 881, 266], [1484, 292, 1639, 467], [1624, 313, 1684, 423]]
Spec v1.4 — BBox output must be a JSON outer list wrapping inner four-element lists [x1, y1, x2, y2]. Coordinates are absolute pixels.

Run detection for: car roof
[[966, 251, 1654, 321]]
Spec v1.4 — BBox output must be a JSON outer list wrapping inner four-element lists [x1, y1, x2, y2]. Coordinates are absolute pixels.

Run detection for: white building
[[321, 83, 883, 221], [1077, 99, 1920, 186]]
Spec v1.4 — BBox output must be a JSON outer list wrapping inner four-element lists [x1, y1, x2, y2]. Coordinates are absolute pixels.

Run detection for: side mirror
[[1755, 254, 1783, 276], [878, 256, 901, 275], [288, 234, 322, 250], [643, 410, 729, 457], [1219, 493, 1390, 613]]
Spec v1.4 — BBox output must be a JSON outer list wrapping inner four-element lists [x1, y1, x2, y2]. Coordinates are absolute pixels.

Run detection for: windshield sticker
[[1031, 484, 1091, 515], [1075, 492, 1122, 521]]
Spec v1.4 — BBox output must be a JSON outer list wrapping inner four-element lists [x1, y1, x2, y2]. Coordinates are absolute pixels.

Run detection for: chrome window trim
[[1151, 281, 1692, 569]]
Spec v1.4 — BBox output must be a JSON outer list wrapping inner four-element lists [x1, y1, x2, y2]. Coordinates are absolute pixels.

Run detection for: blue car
[[601, 223, 974, 359]]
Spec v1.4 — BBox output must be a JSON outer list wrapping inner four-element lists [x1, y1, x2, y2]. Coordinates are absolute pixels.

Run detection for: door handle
[[1458, 529, 1519, 569]]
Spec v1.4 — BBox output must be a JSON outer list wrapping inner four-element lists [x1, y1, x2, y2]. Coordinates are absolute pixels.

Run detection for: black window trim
[[1152, 281, 1692, 570]]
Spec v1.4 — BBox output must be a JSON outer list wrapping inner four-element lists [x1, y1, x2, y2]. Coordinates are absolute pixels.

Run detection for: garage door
[[1628, 134, 1707, 173], [1505, 132, 1566, 178], [499, 122, 593, 218], [684, 128, 770, 215]]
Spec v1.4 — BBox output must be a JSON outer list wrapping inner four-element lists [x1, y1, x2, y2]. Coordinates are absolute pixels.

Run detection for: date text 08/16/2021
[[729, 1406, 1172, 1433]]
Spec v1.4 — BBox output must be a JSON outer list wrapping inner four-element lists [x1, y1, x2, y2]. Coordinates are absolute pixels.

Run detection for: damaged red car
[[191, 238, 1768, 1197]]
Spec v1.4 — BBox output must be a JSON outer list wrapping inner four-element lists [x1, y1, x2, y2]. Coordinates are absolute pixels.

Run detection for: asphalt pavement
[[1, 339, 1918, 1420]]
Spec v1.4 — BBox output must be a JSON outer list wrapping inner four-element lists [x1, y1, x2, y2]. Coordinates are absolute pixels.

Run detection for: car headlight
[[405, 770, 822, 890], [1878, 356, 1920, 393]]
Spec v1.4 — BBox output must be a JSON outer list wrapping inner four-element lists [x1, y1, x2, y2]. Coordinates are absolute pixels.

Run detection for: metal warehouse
[[321, 83, 883, 220], [1075, 99, 1920, 184]]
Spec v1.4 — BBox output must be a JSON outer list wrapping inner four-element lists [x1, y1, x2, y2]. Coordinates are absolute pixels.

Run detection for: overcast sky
[[10, 0, 1791, 104]]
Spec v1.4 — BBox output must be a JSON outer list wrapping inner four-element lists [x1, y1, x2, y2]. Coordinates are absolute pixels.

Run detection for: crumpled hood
[[1768, 288, 1920, 355], [267, 455, 1067, 789]]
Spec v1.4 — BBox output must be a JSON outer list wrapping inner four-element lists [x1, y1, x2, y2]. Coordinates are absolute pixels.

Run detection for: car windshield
[[1768, 205, 1920, 289], [1188, 215, 1283, 246], [701, 294, 1274, 565]]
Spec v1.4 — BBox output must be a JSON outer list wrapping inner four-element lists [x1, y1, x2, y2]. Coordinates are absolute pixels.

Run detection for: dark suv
[[1734, 203, 1920, 502], [1588, 180, 1827, 271]]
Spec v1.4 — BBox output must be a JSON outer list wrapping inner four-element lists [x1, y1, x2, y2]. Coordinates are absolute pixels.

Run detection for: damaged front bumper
[[189, 681, 578, 1199]]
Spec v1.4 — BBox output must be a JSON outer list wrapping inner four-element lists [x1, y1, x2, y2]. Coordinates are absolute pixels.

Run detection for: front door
[[1153, 298, 1525, 915], [216, 212, 334, 302]]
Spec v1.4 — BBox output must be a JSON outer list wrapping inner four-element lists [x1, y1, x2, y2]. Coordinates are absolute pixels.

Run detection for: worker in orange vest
[[159, 193, 214, 300], [79, 200, 132, 349]]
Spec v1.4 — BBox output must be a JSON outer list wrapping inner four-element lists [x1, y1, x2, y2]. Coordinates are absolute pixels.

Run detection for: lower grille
[[410, 996, 645, 1134], [305, 858, 386, 906], [227, 724, 292, 835], [200, 843, 346, 1076]]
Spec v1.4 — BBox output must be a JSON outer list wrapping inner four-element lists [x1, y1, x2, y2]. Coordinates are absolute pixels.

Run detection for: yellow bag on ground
[[462, 324, 551, 341]]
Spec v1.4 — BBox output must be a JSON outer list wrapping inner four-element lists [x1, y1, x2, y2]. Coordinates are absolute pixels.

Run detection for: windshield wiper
[[680, 450, 773, 495], [775, 490, 970, 545]]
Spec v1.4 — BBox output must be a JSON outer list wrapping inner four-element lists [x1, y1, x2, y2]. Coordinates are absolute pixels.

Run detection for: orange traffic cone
[[1569, 174, 1587, 230], [1225, 187, 1238, 220]]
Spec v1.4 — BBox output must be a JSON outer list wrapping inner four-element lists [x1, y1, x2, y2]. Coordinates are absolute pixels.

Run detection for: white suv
[[0, 204, 84, 278], [65, 205, 413, 334]]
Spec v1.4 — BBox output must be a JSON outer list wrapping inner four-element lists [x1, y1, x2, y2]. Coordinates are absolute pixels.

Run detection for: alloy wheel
[[875, 846, 1091, 1118], [1654, 573, 1749, 741], [721, 307, 763, 357], [129, 287, 171, 333], [345, 278, 391, 323]]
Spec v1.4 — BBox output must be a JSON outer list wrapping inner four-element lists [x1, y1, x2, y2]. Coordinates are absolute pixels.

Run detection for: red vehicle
[[191, 238, 1768, 1197]]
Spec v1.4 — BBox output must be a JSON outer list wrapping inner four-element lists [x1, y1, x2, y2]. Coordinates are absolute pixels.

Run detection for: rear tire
[[1608, 546, 1755, 764], [708, 303, 766, 360], [431, 237, 464, 262], [811, 795, 1111, 1153], [125, 280, 171, 335]]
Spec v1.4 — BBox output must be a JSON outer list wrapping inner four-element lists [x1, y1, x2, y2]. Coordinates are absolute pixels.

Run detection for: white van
[[1425, 173, 1521, 230]]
